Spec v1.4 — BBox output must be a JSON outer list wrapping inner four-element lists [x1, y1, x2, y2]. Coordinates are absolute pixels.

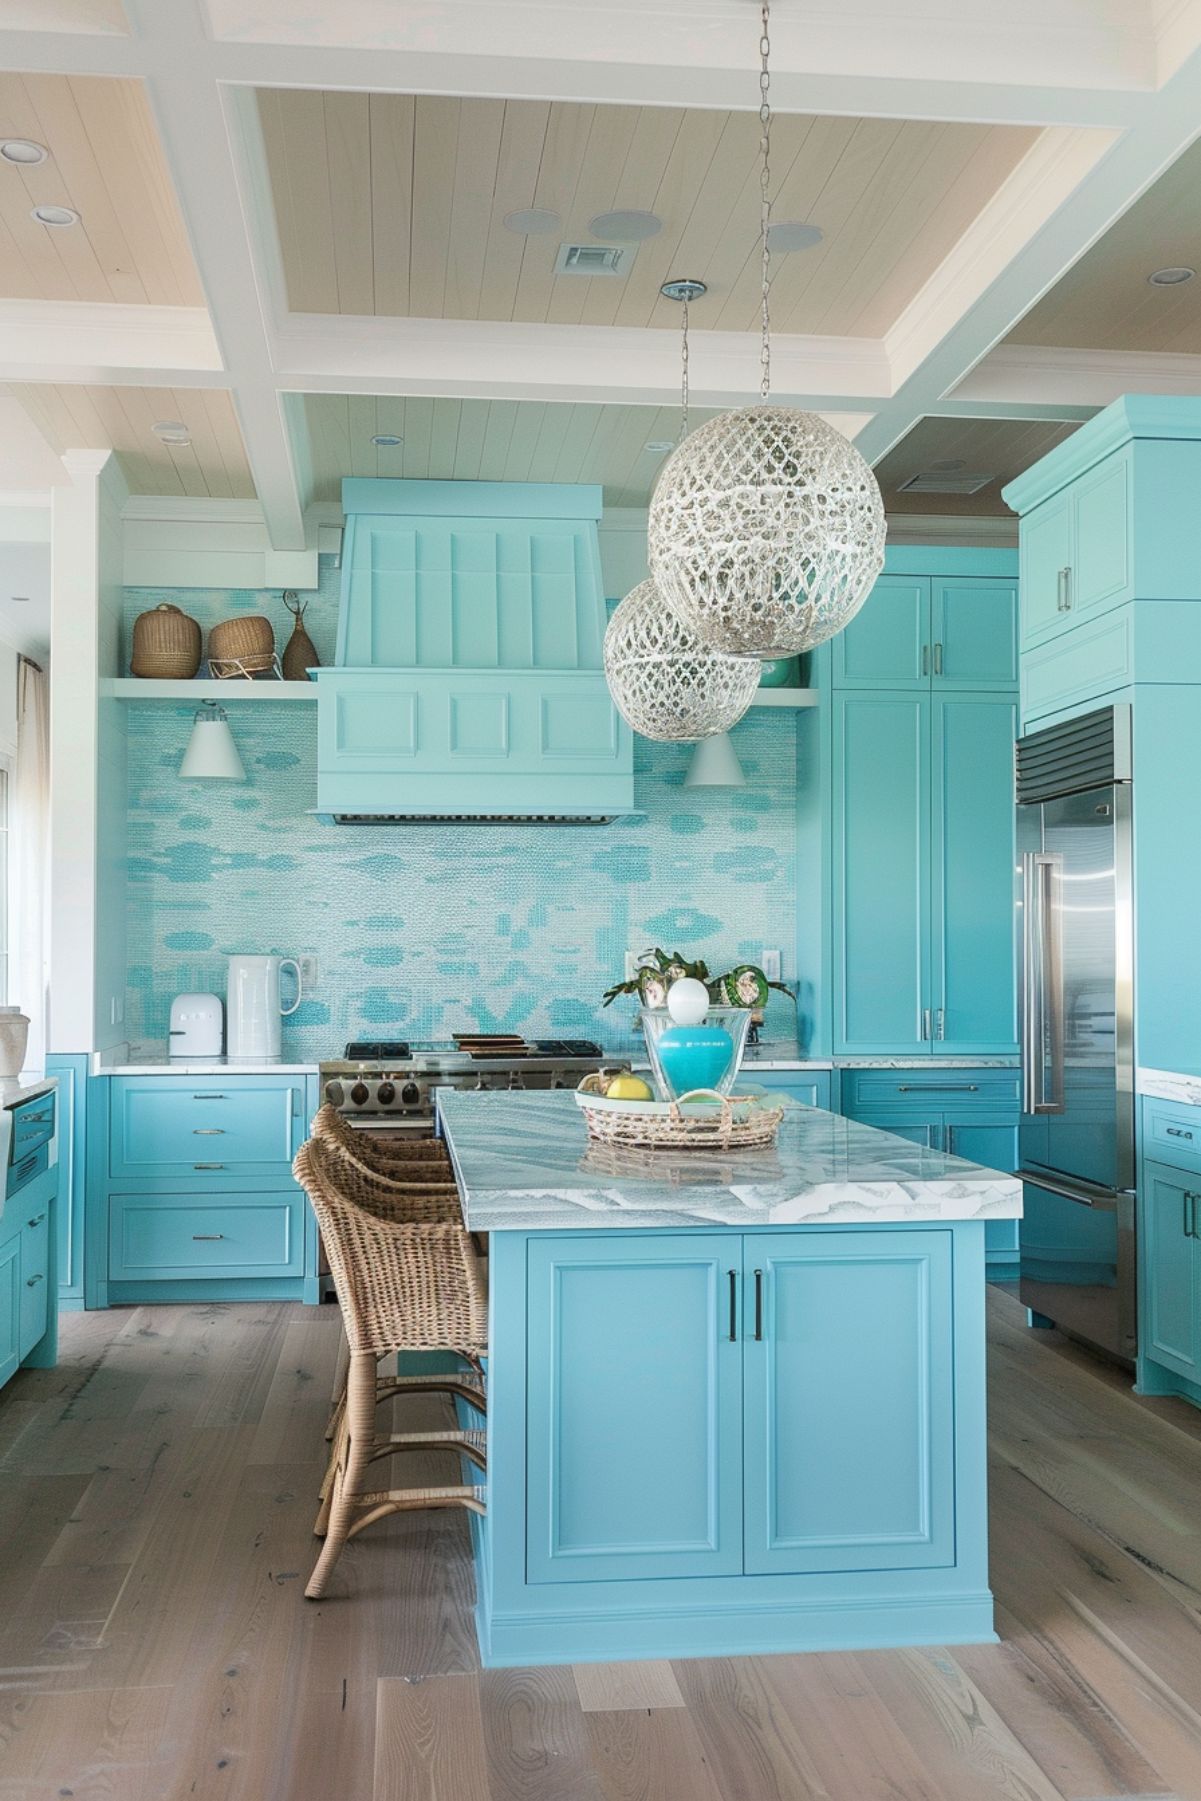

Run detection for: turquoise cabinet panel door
[[833, 692, 930, 1055], [944, 1122, 1020, 1261], [930, 694, 1019, 1056], [832, 576, 929, 689], [1020, 491, 1072, 647], [850, 1109, 941, 1150], [743, 1230, 956, 1574], [109, 1193, 305, 1282], [1072, 451, 1130, 620], [525, 1234, 743, 1584], [1142, 1161, 1201, 1381], [932, 580, 1019, 689], [110, 1078, 303, 1179], [0, 1236, 19, 1388], [18, 1208, 50, 1360], [749, 1072, 833, 1112]]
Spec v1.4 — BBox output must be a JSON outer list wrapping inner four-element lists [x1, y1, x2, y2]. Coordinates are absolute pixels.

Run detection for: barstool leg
[[325, 1329, 351, 1441], [307, 1350, 375, 1599]]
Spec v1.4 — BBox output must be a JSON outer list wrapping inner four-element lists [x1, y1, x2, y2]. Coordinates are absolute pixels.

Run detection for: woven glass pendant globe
[[603, 579, 761, 741], [647, 404, 887, 657]]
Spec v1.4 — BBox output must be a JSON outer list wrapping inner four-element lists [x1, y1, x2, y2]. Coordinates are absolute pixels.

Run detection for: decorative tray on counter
[[574, 1084, 785, 1151]]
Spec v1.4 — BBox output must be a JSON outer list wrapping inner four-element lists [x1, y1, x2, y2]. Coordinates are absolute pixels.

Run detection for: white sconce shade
[[685, 731, 745, 788], [179, 703, 246, 781]]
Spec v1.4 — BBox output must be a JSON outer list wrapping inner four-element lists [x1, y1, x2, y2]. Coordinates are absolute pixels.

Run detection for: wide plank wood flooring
[[0, 1289, 1197, 1798]]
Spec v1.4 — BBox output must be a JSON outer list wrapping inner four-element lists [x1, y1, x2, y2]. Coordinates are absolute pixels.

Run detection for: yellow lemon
[[605, 1074, 654, 1101]]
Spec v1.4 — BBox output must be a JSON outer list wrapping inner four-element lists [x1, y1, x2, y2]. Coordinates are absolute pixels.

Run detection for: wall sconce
[[684, 730, 745, 788], [179, 702, 246, 781]]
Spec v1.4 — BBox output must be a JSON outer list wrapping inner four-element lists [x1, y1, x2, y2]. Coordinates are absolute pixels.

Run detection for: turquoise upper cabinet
[[833, 577, 928, 688], [525, 1234, 744, 1584], [833, 693, 930, 1054], [1018, 454, 1130, 655], [1020, 490, 1073, 644], [930, 693, 1019, 1055], [743, 1230, 955, 1575], [933, 580, 1019, 688]]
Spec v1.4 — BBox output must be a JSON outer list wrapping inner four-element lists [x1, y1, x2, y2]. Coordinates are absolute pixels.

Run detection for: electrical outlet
[[298, 956, 319, 987], [762, 949, 782, 982]]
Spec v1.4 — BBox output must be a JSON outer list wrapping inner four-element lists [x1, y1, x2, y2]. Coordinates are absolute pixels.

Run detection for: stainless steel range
[[319, 1036, 615, 1132]]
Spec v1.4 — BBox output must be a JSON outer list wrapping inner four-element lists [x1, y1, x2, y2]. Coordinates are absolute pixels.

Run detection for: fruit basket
[[574, 1083, 784, 1152]]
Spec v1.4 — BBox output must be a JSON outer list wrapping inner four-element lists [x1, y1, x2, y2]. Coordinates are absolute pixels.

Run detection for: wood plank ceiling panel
[[0, 74, 203, 305], [874, 415, 1081, 516], [6, 384, 255, 497], [257, 89, 1039, 335], [300, 394, 717, 506]]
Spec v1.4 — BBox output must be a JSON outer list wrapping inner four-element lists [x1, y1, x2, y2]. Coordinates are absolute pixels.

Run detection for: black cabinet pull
[[727, 1269, 737, 1342], [896, 1083, 979, 1093], [25, 1274, 43, 1287], [26, 1213, 46, 1229], [1167, 1125, 1194, 1141], [754, 1269, 764, 1341]]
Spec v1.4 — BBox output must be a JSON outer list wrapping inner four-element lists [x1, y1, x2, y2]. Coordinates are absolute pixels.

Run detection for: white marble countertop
[[92, 1047, 317, 1076], [437, 1089, 1022, 1232], [1138, 1068, 1201, 1108], [0, 1073, 57, 1108]]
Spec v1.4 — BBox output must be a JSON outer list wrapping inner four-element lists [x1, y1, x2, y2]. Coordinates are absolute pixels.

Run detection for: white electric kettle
[[226, 955, 301, 1061]]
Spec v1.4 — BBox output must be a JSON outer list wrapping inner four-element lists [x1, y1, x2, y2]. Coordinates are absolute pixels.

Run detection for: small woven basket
[[576, 1086, 784, 1152], [208, 613, 275, 677], [130, 603, 202, 678]]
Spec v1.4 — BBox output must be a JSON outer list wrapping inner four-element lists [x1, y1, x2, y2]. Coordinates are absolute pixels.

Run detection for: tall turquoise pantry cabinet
[[827, 551, 1019, 1059], [1003, 396, 1201, 1409]]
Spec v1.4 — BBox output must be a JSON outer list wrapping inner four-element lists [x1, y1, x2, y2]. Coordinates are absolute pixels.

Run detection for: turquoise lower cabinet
[[87, 1074, 322, 1307], [47, 1054, 87, 1309], [749, 1070, 833, 1111], [18, 1206, 50, 1359], [476, 1220, 993, 1666], [1140, 1158, 1201, 1387], [743, 1231, 955, 1574], [525, 1235, 743, 1584], [0, 1235, 20, 1388]]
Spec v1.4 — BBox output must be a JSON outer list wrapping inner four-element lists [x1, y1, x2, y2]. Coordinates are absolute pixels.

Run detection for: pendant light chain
[[759, 0, 773, 401], [680, 291, 690, 441]]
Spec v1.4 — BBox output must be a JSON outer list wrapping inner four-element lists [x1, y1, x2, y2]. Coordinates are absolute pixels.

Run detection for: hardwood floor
[[0, 1290, 1198, 1799]]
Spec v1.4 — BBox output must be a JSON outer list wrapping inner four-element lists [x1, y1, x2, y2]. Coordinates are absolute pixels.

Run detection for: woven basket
[[130, 603, 202, 679], [576, 1086, 784, 1151], [208, 613, 275, 676]]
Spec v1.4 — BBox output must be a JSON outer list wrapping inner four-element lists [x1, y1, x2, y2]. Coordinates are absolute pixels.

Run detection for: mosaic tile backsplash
[[123, 564, 800, 1059]]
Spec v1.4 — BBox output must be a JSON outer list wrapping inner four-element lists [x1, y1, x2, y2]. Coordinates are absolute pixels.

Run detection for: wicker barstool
[[311, 1103, 454, 1172], [295, 1136, 488, 1598]]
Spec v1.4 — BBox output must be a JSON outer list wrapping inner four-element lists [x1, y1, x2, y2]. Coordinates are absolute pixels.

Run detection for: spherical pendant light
[[647, 404, 886, 658], [603, 579, 761, 741]]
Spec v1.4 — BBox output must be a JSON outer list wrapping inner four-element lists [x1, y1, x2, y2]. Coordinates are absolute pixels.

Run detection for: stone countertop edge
[[438, 1088, 1022, 1234], [1137, 1067, 1201, 1108], [0, 1074, 58, 1107]]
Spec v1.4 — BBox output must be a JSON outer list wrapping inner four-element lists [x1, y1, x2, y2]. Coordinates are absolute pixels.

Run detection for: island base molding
[[473, 1590, 997, 1669]]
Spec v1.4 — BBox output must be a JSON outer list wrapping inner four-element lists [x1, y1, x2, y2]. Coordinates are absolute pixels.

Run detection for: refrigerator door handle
[[1022, 850, 1066, 1115], [1019, 1167, 1133, 1212]]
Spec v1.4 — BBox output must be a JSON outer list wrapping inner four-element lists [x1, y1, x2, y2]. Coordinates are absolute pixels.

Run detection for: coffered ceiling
[[2, 1, 1201, 540], [875, 416, 1081, 517]]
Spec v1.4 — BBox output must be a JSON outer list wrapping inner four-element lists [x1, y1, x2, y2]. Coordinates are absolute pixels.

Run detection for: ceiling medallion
[[603, 578, 761, 742], [647, 0, 885, 659]]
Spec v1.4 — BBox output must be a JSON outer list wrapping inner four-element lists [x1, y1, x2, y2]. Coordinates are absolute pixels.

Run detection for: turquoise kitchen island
[[437, 1089, 1021, 1667]]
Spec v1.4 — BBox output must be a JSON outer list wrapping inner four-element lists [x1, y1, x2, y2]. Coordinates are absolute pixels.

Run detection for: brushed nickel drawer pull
[[933, 641, 943, 676], [192, 1128, 225, 1135], [192, 1094, 226, 1101], [896, 1083, 979, 1093], [193, 1162, 225, 1171], [1166, 1125, 1194, 1140], [192, 1234, 225, 1241]]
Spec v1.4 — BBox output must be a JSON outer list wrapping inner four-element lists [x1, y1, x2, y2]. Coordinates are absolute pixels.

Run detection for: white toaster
[[169, 992, 224, 1058]]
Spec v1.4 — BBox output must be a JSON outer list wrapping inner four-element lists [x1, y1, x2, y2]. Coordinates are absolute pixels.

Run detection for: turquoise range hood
[[315, 479, 635, 823]]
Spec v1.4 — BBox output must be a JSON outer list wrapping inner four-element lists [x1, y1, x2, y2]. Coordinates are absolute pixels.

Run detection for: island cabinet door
[[742, 1230, 956, 1575], [525, 1235, 744, 1585]]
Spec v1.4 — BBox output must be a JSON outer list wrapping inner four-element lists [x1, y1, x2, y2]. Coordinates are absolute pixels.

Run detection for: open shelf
[[748, 687, 820, 709], [102, 678, 318, 703]]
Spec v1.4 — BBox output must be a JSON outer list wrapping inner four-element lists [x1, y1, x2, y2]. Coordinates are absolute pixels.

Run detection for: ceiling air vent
[[554, 243, 627, 278], [899, 471, 994, 496]]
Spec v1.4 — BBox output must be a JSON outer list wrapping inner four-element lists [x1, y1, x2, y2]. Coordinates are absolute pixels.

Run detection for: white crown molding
[[954, 342, 1201, 406], [884, 511, 1018, 548]]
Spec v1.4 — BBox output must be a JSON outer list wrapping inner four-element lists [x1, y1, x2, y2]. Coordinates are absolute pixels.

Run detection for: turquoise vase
[[656, 1025, 736, 1097]]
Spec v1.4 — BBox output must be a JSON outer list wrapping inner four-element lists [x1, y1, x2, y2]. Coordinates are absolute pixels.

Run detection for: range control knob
[[401, 1081, 421, 1107], [324, 1080, 345, 1108], [350, 1082, 370, 1107], [376, 1081, 396, 1105]]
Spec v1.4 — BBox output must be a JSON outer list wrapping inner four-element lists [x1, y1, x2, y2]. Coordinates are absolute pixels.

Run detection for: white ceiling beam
[[855, 40, 1201, 466], [952, 342, 1201, 406], [115, 0, 306, 549], [0, 300, 223, 386]]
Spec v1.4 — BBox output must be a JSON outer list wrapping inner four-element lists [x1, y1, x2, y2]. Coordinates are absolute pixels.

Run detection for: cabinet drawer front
[[19, 1208, 50, 1361], [0, 1237, 19, 1388], [110, 1079, 302, 1177], [747, 1073, 833, 1112], [1144, 1102, 1201, 1174], [842, 1069, 1020, 1113], [109, 1195, 303, 1280]]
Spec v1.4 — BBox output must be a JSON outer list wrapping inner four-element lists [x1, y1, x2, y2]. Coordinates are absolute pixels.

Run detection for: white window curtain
[[12, 657, 49, 1071]]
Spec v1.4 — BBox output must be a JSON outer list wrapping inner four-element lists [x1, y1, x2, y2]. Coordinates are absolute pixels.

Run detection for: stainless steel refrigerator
[[1016, 703, 1137, 1365]]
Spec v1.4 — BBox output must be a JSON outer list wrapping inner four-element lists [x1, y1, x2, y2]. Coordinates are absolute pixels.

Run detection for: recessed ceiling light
[[590, 209, 661, 242], [644, 440, 677, 454], [371, 433, 403, 447], [1, 140, 48, 167], [31, 203, 78, 228], [1149, 265, 1195, 286], [768, 221, 823, 253], [152, 420, 191, 445], [503, 208, 560, 236]]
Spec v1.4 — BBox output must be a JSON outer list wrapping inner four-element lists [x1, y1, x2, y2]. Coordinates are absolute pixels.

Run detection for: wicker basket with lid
[[208, 614, 276, 678], [130, 603, 202, 679]]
